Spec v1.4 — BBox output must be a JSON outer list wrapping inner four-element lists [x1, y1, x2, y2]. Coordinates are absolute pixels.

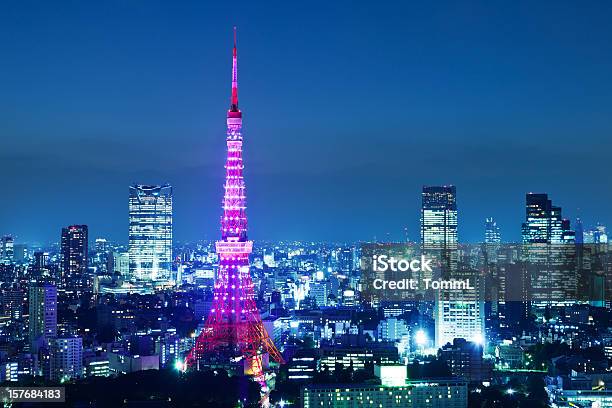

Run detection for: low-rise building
[[108, 352, 159, 375], [301, 379, 467, 408], [438, 338, 492, 382]]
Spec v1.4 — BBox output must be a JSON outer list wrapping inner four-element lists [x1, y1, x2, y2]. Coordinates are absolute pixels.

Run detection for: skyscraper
[[29, 282, 57, 353], [186, 29, 283, 396], [12, 243, 28, 264], [128, 184, 173, 282], [421, 185, 458, 280], [575, 218, 584, 244], [60, 225, 89, 296], [94, 238, 108, 253], [521, 193, 574, 244], [421, 186, 458, 255], [521, 193, 576, 307], [2, 286, 24, 319], [483, 217, 503, 325], [0, 235, 14, 264], [421, 186, 484, 348], [485, 217, 501, 244], [484, 217, 502, 266]]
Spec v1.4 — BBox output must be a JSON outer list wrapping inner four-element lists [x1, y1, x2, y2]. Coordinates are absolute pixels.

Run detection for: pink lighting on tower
[[231, 26, 239, 110], [185, 27, 284, 390]]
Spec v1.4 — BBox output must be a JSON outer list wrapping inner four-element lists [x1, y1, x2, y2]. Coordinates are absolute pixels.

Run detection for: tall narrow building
[[521, 193, 576, 307], [29, 282, 57, 353], [60, 225, 89, 296], [0, 235, 14, 264], [2, 285, 24, 319], [484, 216, 502, 264], [128, 184, 173, 282], [421, 186, 458, 254], [485, 217, 501, 244], [421, 185, 459, 288], [483, 217, 503, 331], [421, 186, 484, 348]]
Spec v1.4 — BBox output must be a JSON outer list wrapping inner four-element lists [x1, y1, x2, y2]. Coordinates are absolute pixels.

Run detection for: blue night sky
[[1, 1, 612, 245]]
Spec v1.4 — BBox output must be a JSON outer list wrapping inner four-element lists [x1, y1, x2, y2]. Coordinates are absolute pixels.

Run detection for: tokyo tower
[[185, 28, 284, 386]]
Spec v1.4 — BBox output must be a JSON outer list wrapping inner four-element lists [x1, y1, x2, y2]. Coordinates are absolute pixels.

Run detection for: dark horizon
[[2, 1, 612, 244]]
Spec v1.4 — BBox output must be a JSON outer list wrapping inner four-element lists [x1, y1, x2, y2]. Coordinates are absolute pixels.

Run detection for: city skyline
[[0, 6, 611, 406], [0, 189, 606, 246], [2, 2, 612, 243], [1, 186, 604, 246]]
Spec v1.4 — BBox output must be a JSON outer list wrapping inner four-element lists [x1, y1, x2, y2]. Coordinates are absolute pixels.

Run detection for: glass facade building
[[128, 184, 173, 282], [0, 235, 14, 264], [521, 193, 576, 307], [485, 217, 501, 245], [60, 225, 89, 296], [421, 186, 458, 259], [521, 193, 574, 245], [421, 186, 484, 348]]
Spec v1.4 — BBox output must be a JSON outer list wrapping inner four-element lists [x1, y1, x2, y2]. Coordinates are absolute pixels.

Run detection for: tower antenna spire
[[185, 26, 284, 404], [231, 26, 238, 111]]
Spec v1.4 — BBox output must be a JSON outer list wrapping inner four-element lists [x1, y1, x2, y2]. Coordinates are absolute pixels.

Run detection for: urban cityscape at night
[[1, 2, 612, 408]]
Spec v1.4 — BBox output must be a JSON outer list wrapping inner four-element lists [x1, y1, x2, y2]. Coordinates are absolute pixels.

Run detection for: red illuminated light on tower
[[185, 28, 283, 383]]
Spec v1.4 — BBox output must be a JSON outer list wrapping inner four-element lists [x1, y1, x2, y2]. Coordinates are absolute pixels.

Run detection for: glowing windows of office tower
[[128, 184, 173, 282]]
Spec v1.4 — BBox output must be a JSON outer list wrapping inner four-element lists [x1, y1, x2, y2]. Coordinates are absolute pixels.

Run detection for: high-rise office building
[[483, 217, 503, 325], [94, 238, 107, 253], [309, 281, 329, 307], [34, 251, 50, 268], [521, 193, 574, 244], [93, 238, 110, 274], [485, 217, 501, 244], [12, 243, 28, 264], [28, 282, 57, 353], [112, 251, 130, 275], [421, 186, 458, 255], [421, 186, 484, 348], [484, 216, 502, 264], [338, 247, 354, 273], [421, 186, 458, 282], [60, 225, 89, 296], [128, 184, 173, 282], [0, 235, 14, 264], [575, 218, 584, 244], [2, 286, 24, 319], [521, 193, 576, 306]]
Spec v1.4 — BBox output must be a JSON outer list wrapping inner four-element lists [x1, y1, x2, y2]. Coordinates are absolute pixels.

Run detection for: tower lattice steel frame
[[185, 28, 284, 384]]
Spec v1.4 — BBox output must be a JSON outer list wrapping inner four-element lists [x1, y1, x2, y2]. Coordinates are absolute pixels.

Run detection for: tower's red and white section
[[185, 28, 283, 381]]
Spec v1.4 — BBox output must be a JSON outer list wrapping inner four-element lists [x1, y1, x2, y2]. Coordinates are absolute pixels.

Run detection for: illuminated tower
[[186, 28, 283, 383]]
